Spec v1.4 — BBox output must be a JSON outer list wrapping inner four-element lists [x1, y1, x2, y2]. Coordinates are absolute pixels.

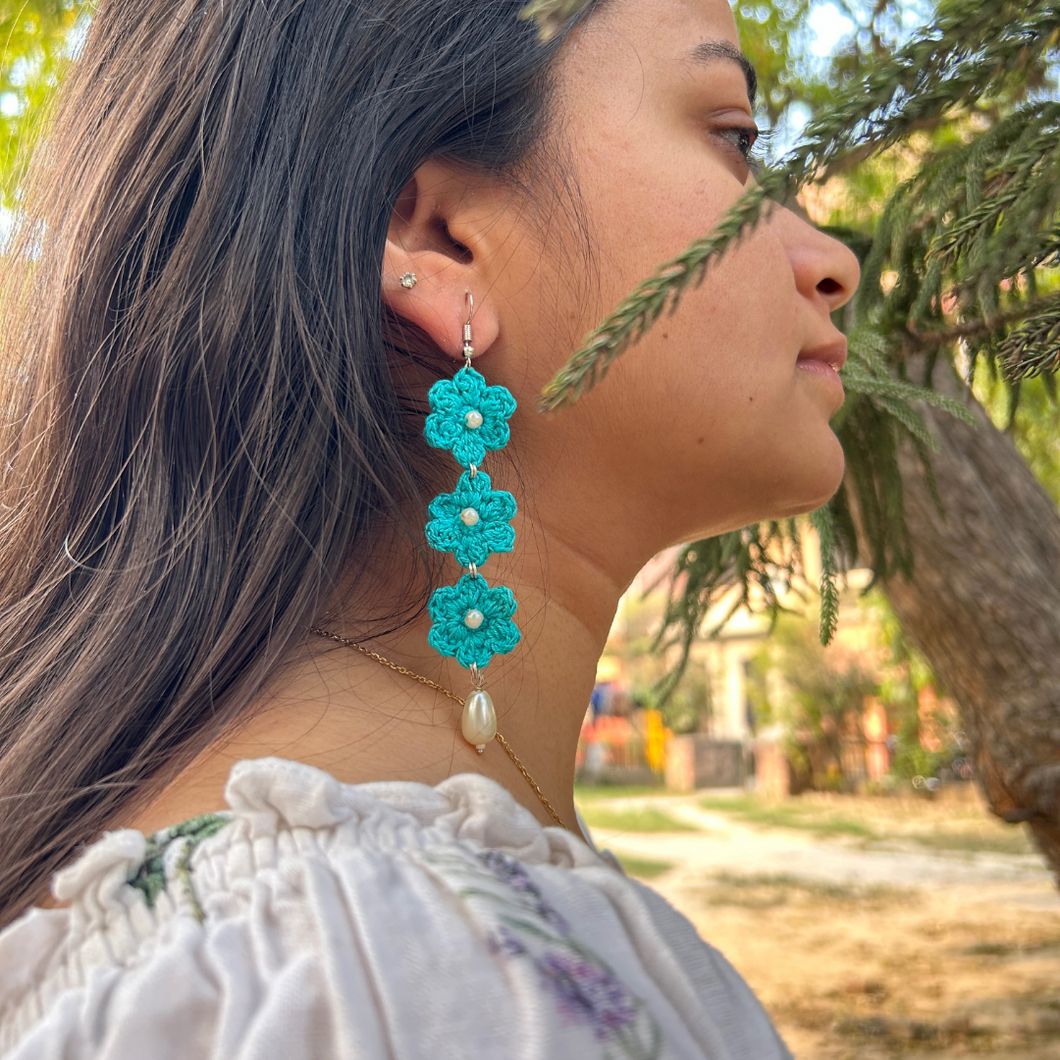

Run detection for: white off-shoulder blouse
[[0, 757, 790, 1059]]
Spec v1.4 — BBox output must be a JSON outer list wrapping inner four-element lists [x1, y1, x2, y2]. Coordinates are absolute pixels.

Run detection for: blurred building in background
[[577, 531, 966, 796]]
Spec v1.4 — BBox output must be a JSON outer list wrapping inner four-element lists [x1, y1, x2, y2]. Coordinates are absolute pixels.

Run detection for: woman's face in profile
[[488, 0, 861, 555]]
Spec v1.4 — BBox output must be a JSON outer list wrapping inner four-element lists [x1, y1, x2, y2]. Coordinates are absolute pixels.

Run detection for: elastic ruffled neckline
[[50, 757, 603, 910], [0, 759, 620, 1058]]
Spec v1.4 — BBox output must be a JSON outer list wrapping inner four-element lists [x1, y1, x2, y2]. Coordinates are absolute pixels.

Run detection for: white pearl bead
[[464, 609, 485, 629], [461, 689, 497, 747], [460, 507, 480, 527], [465, 410, 484, 429]]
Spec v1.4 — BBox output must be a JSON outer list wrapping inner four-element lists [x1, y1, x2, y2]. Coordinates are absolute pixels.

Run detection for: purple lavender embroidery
[[425, 847, 663, 1059], [478, 850, 537, 890], [536, 951, 640, 1041], [477, 850, 570, 933], [487, 924, 529, 958]]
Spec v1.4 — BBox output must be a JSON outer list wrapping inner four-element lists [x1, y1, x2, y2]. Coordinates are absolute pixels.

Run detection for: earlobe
[[381, 163, 501, 362], [381, 254, 501, 363]]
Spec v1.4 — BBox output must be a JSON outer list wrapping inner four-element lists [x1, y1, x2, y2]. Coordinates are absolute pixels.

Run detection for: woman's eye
[[714, 125, 760, 162]]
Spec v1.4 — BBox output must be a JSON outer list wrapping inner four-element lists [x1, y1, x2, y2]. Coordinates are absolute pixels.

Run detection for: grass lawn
[[577, 805, 700, 833], [573, 784, 671, 801], [903, 829, 1035, 857], [616, 855, 675, 880], [697, 792, 1037, 856], [697, 795, 878, 839], [701, 871, 907, 910]]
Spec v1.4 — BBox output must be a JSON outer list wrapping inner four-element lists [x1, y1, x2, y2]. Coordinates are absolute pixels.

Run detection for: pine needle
[[810, 506, 840, 646]]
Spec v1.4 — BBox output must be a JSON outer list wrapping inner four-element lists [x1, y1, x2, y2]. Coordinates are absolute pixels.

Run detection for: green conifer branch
[[810, 506, 840, 646], [922, 105, 1060, 280], [856, 98, 1060, 379], [999, 299, 1060, 377]]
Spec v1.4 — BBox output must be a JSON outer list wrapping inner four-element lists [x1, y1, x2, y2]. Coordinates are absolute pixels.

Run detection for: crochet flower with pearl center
[[426, 470, 517, 568], [425, 366, 517, 469], [427, 574, 520, 669]]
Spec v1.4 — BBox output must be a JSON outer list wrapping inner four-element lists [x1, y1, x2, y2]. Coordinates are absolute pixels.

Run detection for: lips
[[797, 340, 848, 371]]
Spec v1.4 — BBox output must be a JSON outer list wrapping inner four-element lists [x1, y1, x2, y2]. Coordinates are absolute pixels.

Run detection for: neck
[[123, 516, 633, 838]]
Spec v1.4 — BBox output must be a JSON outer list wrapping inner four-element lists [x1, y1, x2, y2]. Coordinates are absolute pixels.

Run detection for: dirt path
[[581, 793, 1060, 1059], [594, 797, 1057, 900]]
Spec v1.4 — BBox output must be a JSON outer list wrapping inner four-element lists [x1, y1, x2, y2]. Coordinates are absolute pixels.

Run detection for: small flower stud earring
[[400, 272, 418, 289]]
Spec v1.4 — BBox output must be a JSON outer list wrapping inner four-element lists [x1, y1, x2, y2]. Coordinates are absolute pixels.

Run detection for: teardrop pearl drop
[[461, 689, 497, 751]]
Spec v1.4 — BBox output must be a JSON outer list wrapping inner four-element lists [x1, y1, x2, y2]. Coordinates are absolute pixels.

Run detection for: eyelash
[[714, 124, 771, 174]]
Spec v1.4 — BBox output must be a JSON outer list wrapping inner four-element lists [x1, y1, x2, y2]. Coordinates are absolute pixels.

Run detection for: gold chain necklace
[[308, 627, 574, 833]]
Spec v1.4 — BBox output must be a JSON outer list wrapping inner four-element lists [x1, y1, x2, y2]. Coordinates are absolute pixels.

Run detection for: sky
[[771, 0, 935, 154], [808, 2, 857, 57]]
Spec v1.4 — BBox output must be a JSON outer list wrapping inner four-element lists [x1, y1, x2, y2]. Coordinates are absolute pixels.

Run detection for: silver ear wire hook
[[463, 292, 475, 367]]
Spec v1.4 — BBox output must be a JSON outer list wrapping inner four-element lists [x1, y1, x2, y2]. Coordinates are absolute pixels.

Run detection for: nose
[[779, 209, 861, 317]]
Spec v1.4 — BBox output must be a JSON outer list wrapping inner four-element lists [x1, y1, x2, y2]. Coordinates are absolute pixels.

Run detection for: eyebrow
[[686, 40, 758, 108]]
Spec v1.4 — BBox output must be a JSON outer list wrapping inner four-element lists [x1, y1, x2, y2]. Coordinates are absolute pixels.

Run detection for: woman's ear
[[381, 159, 500, 362]]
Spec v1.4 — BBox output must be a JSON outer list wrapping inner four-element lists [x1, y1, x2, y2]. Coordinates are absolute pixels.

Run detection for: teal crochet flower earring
[[424, 293, 521, 753]]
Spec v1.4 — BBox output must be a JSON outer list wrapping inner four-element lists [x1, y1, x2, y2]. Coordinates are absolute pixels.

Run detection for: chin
[[770, 435, 847, 518], [674, 431, 846, 540]]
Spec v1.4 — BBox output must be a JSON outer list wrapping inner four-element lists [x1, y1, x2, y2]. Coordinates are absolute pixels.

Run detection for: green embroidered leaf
[[126, 813, 230, 911]]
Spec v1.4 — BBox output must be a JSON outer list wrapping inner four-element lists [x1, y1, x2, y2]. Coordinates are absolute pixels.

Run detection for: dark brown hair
[[0, 0, 599, 927]]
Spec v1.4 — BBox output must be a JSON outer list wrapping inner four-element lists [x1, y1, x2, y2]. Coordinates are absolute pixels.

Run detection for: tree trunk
[[848, 357, 1060, 877]]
